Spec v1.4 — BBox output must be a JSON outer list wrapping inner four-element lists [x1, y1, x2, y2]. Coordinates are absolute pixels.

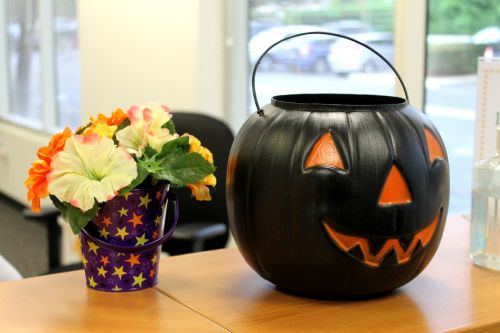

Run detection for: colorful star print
[[125, 254, 141, 267], [102, 216, 112, 227], [127, 212, 143, 228], [99, 227, 110, 239], [80, 185, 168, 291], [115, 226, 129, 240], [151, 253, 158, 265], [135, 233, 149, 246], [100, 256, 110, 266], [132, 273, 146, 288], [154, 215, 162, 226], [118, 207, 128, 217], [112, 266, 127, 280], [138, 194, 152, 208], [87, 241, 99, 255], [88, 276, 98, 288], [97, 265, 108, 278], [82, 255, 88, 268]]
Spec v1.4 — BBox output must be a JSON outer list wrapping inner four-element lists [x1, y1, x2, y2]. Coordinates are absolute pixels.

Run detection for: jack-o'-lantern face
[[304, 128, 446, 268], [227, 95, 451, 296]]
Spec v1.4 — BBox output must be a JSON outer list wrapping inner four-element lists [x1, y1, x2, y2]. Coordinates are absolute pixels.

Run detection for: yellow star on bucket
[[138, 194, 152, 208], [88, 276, 98, 288], [123, 192, 133, 201], [115, 226, 129, 240], [112, 266, 127, 280], [118, 207, 128, 217], [87, 241, 99, 255], [97, 265, 108, 278], [132, 273, 146, 288], [112, 285, 122, 291], [81, 255, 88, 268], [99, 227, 110, 239], [151, 253, 158, 265], [135, 233, 149, 246]]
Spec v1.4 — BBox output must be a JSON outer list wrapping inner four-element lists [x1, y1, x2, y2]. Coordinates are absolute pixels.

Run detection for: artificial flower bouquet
[[25, 102, 216, 234]]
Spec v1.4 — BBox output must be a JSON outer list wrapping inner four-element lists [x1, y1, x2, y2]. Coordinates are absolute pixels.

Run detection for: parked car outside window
[[327, 32, 394, 75]]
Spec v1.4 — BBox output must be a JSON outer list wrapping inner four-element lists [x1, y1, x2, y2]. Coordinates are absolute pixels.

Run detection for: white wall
[[0, 0, 226, 206], [78, 0, 225, 120]]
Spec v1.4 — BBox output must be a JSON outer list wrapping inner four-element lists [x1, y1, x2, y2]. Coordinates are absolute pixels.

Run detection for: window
[[247, 0, 396, 113], [425, 1, 500, 214], [229, 0, 499, 216], [0, 0, 80, 132]]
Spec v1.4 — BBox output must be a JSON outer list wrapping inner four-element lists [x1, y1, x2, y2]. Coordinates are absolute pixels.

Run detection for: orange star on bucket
[[127, 212, 143, 228], [125, 254, 141, 267]]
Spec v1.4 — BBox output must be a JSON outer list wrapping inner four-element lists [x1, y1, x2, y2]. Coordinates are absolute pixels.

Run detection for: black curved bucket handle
[[80, 191, 179, 254], [251, 31, 410, 116]]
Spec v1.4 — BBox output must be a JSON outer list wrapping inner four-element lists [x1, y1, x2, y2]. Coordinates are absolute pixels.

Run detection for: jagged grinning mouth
[[323, 211, 441, 268]]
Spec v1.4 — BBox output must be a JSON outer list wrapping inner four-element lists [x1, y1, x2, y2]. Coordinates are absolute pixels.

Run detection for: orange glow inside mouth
[[323, 211, 441, 268]]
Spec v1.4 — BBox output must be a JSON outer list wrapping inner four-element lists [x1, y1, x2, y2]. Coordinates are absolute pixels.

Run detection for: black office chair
[[162, 112, 234, 255]]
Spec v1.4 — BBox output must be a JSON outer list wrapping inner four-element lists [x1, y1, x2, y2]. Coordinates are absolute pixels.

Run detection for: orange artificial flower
[[25, 127, 72, 211], [184, 134, 216, 201], [187, 174, 217, 201], [82, 108, 128, 138], [93, 108, 127, 127]]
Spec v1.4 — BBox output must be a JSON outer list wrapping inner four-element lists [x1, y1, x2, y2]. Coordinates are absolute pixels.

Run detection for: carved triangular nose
[[304, 132, 345, 170]]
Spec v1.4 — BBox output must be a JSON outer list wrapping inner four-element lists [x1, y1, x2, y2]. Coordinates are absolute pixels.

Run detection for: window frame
[[0, 0, 60, 134]]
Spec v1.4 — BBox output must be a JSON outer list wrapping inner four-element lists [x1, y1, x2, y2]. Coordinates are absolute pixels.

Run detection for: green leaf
[[49, 195, 100, 234], [112, 118, 131, 143], [118, 163, 149, 195], [143, 146, 158, 158], [138, 155, 163, 174], [162, 119, 176, 135], [75, 122, 92, 135], [157, 136, 190, 159], [116, 118, 130, 132], [157, 152, 216, 187]]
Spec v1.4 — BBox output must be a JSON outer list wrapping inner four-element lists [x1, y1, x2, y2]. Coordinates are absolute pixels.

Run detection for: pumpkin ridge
[[374, 111, 396, 160], [246, 110, 285, 280], [399, 110, 432, 168], [289, 110, 314, 291]]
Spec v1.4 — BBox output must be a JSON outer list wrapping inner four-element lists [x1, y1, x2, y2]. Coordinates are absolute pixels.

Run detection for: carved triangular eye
[[424, 128, 445, 163], [305, 132, 345, 170], [378, 165, 412, 206]]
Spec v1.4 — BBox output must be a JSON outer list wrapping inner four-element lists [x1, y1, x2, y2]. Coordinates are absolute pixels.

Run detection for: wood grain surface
[[155, 215, 500, 333], [0, 269, 228, 332]]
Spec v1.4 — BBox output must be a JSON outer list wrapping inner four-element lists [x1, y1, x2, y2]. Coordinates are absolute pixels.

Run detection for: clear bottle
[[471, 113, 500, 270]]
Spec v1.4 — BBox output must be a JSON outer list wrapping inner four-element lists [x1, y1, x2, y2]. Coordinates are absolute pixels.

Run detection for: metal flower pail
[[80, 181, 178, 292]]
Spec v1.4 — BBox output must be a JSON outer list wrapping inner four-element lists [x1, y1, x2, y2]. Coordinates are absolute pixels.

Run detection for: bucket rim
[[270, 93, 408, 112]]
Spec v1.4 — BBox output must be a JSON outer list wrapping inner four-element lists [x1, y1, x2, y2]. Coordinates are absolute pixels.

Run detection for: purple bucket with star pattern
[[79, 181, 178, 292]]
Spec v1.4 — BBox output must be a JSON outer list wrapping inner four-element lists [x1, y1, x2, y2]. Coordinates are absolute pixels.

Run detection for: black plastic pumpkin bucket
[[227, 32, 450, 298]]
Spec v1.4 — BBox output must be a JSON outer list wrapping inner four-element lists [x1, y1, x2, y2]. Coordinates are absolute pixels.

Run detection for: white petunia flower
[[116, 102, 178, 157], [47, 134, 137, 212]]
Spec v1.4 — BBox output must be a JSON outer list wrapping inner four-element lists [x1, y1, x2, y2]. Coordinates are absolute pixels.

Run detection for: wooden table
[[0, 269, 228, 333], [0, 215, 499, 332]]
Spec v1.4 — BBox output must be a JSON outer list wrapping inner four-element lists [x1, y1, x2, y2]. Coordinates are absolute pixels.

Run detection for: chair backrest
[[169, 112, 234, 229]]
